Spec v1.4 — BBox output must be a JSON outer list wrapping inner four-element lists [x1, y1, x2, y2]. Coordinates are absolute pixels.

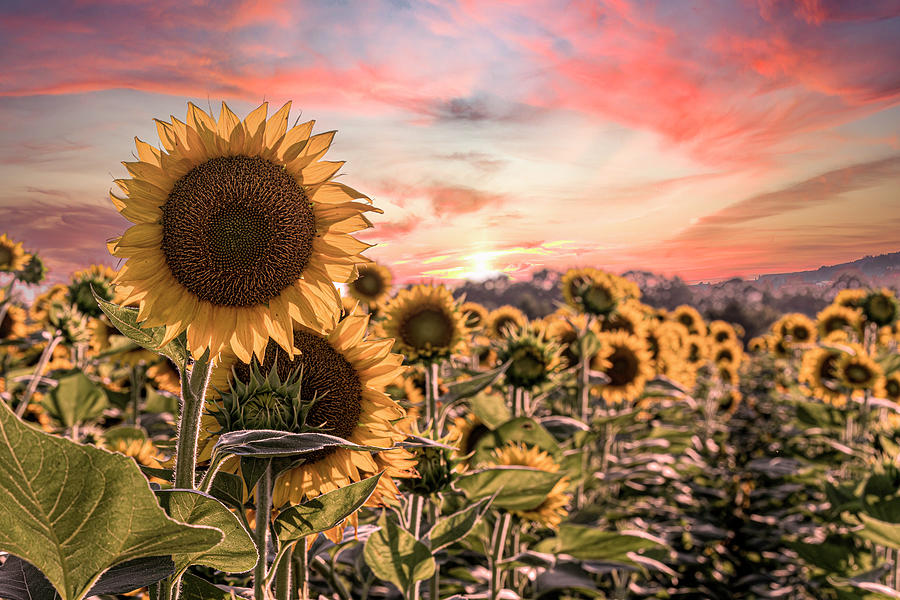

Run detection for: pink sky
[[1, 0, 899, 285]]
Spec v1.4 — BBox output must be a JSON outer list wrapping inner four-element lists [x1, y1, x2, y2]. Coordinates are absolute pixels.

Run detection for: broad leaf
[[426, 496, 493, 552], [214, 429, 385, 458], [0, 555, 175, 600], [471, 417, 561, 465], [209, 471, 247, 509], [274, 473, 381, 545], [469, 391, 512, 430], [364, 512, 435, 594], [179, 572, 238, 600], [0, 400, 223, 600], [156, 489, 257, 576], [536, 525, 664, 563], [92, 290, 189, 365], [42, 371, 108, 428], [442, 362, 509, 405], [455, 466, 564, 511]]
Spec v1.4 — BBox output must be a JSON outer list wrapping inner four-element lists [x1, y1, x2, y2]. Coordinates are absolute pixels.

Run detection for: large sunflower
[[108, 102, 380, 361], [595, 331, 654, 405], [348, 262, 393, 309], [380, 284, 468, 363], [0, 234, 28, 272], [199, 310, 415, 542], [599, 301, 648, 338], [486, 443, 569, 529]]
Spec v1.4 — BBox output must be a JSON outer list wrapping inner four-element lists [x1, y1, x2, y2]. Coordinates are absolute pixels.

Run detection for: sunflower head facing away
[[561, 268, 622, 316], [67, 264, 117, 319], [201, 311, 415, 541], [379, 284, 468, 363], [0, 234, 29, 273], [108, 102, 381, 361], [487, 442, 569, 529], [348, 262, 393, 308], [862, 289, 899, 327]]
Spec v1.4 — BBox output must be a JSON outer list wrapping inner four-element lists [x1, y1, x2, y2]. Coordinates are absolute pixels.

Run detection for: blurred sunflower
[[380, 284, 467, 363], [108, 101, 380, 361], [799, 346, 847, 405], [670, 305, 707, 336], [595, 331, 654, 404], [200, 310, 415, 542], [348, 262, 392, 309], [30, 284, 68, 325], [0, 234, 28, 272], [561, 267, 621, 316], [487, 443, 569, 529], [684, 334, 710, 368], [834, 289, 867, 309], [147, 360, 181, 395], [835, 349, 883, 391], [876, 373, 900, 402], [448, 412, 492, 462], [817, 305, 862, 340], [496, 323, 561, 391], [708, 320, 739, 346], [544, 311, 587, 369], [486, 305, 527, 339], [68, 264, 117, 318], [599, 302, 648, 338], [747, 336, 767, 353], [460, 301, 489, 330], [774, 313, 817, 346], [0, 304, 28, 342], [862, 289, 898, 327], [712, 341, 743, 370]]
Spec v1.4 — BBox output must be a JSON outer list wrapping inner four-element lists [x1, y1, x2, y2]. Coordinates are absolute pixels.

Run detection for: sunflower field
[[2, 103, 900, 600]]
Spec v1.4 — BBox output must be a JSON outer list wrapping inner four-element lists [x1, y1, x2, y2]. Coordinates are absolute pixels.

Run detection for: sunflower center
[[401, 308, 453, 350], [866, 294, 896, 325], [162, 155, 315, 307], [0, 247, 12, 266], [0, 312, 12, 339], [716, 349, 734, 364], [463, 310, 483, 328], [352, 270, 384, 298], [607, 347, 639, 387], [819, 355, 839, 383], [844, 364, 871, 385], [886, 379, 900, 399], [583, 285, 615, 315], [493, 317, 518, 336], [792, 326, 810, 341], [824, 316, 849, 334]]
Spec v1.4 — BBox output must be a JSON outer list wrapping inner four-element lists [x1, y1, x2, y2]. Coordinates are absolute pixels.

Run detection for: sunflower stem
[[16, 333, 63, 418], [173, 350, 212, 490], [254, 462, 273, 600], [275, 541, 294, 600], [575, 350, 591, 509], [428, 500, 440, 600], [409, 495, 426, 600], [294, 538, 309, 600], [425, 361, 440, 431], [129, 363, 146, 427], [489, 512, 512, 600]]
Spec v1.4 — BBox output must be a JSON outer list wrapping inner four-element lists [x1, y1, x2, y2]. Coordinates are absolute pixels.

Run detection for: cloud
[[428, 185, 505, 217]]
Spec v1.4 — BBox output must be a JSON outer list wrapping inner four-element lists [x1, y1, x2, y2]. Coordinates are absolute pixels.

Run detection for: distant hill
[[754, 251, 900, 288]]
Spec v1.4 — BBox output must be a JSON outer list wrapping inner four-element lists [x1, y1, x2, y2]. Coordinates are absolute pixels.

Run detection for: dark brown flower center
[[352, 268, 384, 298], [607, 346, 639, 387], [162, 155, 315, 306], [401, 308, 454, 350]]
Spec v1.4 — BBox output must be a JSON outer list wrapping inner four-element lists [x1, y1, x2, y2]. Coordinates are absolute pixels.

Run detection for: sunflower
[[0, 234, 28, 272], [30, 284, 68, 325], [712, 340, 743, 370], [876, 373, 900, 402], [200, 310, 415, 542], [460, 301, 489, 330], [561, 267, 621, 316], [773, 313, 817, 346], [599, 301, 648, 338], [385, 372, 424, 408], [544, 311, 587, 369], [708, 321, 739, 346], [496, 323, 561, 390], [486, 305, 527, 339], [799, 346, 847, 405], [834, 289, 867, 309], [379, 284, 468, 363], [68, 264, 117, 318], [684, 334, 710, 368], [87, 316, 115, 355], [108, 101, 380, 362], [447, 412, 492, 462], [747, 336, 767, 353], [594, 331, 654, 405], [835, 349, 883, 391], [670, 305, 707, 336], [817, 305, 862, 341], [486, 443, 569, 529], [348, 262, 392, 309], [862, 289, 899, 327], [0, 304, 28, 341], [147, 359, 182, 395], [646, 320, 690, 374]]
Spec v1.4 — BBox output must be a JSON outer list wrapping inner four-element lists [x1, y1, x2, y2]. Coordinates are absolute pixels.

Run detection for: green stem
[[575, 351, 591, 509], [311, 556, 351, 600], [489, 512, 512, 600], [275, 542, 293, 600], [428, 501, 440, 600], [295, 538, 308, 600], [16, 334, 63, 418], [173, 351, 212, 490], [255, 462, 273, 600], [130, 364, 146, 427], [425, 361, 440, 431], [409, 496, 425, 600]]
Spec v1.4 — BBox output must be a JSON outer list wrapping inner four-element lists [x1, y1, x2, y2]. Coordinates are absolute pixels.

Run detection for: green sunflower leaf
[[442, 361, 509, 405], [533, 525, 664, 563], [91, 288, 189, 366], [215, 429, 388, 458], [273, 472, 381, 546], [455, 466, 565, 511], [425, 495, 493, 552], [364, 512, 435, 595], [155, 489, 257, 577], [469, 391, 512, 430], [179, 572, 238, 600], [0, 400, 223, 600], [41, 371, 108, 428]]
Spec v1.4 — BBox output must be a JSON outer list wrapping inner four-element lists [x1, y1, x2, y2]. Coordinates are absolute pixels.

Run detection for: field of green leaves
[[1, 103, 900, 600]]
